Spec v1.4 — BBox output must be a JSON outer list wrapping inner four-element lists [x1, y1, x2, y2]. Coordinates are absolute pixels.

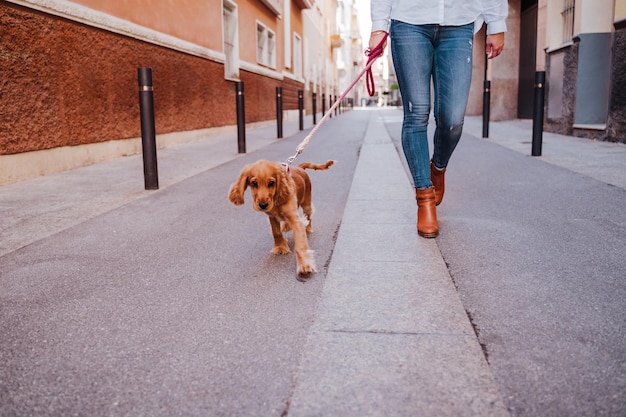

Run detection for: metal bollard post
[[335, 95, 338, 116], [322, 93, 326, 117], [276, 86, 283, 139], [482, 37, 490, 139], [312, 92, 317, 125], [138, 67, 159, 190], [482, 80, 491, 138], [532, 71, 546, 157], [298, 89, 303, 131], [329, 94, 332, 118], [236, 81, 246, 153]]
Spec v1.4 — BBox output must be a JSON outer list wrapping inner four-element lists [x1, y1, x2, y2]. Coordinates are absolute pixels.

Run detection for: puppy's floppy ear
[[228, 165, 250, 206]]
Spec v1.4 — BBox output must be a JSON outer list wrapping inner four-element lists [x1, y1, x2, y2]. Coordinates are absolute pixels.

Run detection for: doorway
[[517, 0, 538, 119]]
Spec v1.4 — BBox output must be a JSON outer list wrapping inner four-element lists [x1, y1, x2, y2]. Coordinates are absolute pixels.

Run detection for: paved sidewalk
[[463, 116, 626, 190]]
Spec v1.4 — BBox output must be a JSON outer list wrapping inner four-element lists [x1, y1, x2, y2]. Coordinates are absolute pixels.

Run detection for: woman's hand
[[368, 30, 388, 55], [486, 32, 505, 59]]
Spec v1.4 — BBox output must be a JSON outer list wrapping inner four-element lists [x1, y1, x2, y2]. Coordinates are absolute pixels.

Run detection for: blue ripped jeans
[[390, 20, 474, 189]]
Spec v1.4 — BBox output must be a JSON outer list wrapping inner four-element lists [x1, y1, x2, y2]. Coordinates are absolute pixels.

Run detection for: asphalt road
[[381, 110, 626, 417], [0, 112, 365, 416]]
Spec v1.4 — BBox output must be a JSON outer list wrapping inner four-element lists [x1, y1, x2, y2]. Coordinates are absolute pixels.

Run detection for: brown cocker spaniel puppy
[[228, 159, 334, 276]]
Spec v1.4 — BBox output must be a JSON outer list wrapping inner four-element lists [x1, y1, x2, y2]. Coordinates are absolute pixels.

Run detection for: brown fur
[[228, 160, 335, 276]]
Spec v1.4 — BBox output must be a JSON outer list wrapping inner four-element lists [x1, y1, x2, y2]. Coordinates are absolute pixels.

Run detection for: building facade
[[542, 0, 625, 143], [0, 0, 341, 184], [302, 0, 341, 115], [465, 0, 625, 144], [334, 0, 364, 107]]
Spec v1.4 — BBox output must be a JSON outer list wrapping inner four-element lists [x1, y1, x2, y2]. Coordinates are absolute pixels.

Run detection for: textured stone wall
[[0, 3, 302, 156], [544, 44, 577, 136], [607, 28, 626, 144], [545, 33, 625, 144]]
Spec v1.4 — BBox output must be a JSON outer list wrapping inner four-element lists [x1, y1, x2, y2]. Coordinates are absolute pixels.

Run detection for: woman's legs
[[391, 21, 474, 238], [431, 24, 474, 170], [390, 21, 435, 190], [390, 21, 474, 183]]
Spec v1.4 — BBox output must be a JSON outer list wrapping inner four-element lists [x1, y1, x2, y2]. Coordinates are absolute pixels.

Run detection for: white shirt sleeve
[[481, 0, 508, 34], [370, 0, 393, 32]]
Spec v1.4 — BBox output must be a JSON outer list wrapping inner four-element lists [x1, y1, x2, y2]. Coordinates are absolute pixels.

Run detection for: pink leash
[[283, 32, 389, 167]]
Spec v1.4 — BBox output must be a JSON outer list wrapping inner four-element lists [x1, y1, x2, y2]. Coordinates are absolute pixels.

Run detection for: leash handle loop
[[366, 32, 389, 96]]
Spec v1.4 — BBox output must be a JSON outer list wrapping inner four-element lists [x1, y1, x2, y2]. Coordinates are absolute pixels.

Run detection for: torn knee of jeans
[[446, 122, 464, 132]]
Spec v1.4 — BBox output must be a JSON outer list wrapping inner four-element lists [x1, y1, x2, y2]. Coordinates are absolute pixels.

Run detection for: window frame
[[256, 21, 276, 69]]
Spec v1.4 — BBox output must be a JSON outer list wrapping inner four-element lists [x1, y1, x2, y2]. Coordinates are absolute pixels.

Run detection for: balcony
[[259, 0, 283, 16], [293, 0, 314, 9], [330, 34, 343, 48]]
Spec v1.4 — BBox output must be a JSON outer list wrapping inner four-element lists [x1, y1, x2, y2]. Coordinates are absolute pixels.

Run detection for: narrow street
[[1, 108, 625, 416]]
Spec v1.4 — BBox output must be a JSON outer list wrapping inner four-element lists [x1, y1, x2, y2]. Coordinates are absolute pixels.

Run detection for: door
[[517, 2, 538, 119]]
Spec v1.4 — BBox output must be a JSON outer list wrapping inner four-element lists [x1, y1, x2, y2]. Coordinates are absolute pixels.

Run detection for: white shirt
[[370, 0, 508, 35]]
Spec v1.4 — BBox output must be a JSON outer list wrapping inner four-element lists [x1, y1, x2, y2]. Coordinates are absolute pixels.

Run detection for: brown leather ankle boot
[[430, 161, 446, 206], [415, 187, 439, 238]]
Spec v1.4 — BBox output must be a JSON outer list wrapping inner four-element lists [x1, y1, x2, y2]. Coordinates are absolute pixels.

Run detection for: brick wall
[[0, 3, 303, 156]]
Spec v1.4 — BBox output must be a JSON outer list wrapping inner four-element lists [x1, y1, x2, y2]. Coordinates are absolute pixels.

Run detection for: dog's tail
[[298, 160, 335, 171]]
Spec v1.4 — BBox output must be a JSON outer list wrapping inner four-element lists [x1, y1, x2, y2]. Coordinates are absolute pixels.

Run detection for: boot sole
[[418, 230, 439, 238]]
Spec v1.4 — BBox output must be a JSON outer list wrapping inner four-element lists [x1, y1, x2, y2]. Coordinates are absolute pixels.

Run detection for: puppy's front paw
[[271, 245, 290, 255], [297, 262, 317, 276], [296, 250, 317, 276]]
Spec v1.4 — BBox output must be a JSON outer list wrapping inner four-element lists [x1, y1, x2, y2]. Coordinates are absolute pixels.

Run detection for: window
[[256, 22, 276, 68], [562, 0, 575, 43], [223, 0, 239, 79], [284, 0, 291, 68], [293, 33, 302, 79]]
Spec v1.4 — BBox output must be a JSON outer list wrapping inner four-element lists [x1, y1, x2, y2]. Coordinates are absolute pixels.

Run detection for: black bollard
[[276, 87, 283, 139], [236, 81, 246, 153], [322, 93, 326, 116], [312, 92, 317, 125], [334, 95, 338, 116], [532, 71, 546, 157], [298, 89, 303, 131], [329, 94, 332, 118], [482, 80, 491, 138], [482, 36, 490, 139], [138, 67, 159, 190]]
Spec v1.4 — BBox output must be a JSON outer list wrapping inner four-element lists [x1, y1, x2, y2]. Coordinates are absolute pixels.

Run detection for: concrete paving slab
[[313, 261, 472, 334], [288, 332, 508, 417], [331, 222, 421, 262], [340, 197, 417, 225]]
